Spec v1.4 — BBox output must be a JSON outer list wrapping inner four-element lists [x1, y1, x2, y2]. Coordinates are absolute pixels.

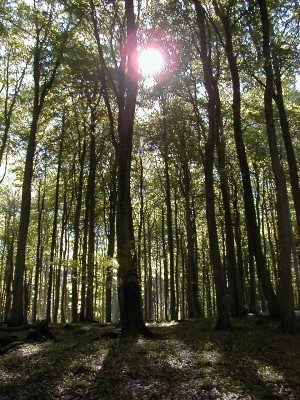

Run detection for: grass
[[0, 317, 300, 399]]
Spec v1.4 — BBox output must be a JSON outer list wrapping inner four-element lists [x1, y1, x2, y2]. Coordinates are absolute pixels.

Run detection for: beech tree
[[10, 2, 70, 326], [115, 0, 151, 336], [0, 0, 299, 332]]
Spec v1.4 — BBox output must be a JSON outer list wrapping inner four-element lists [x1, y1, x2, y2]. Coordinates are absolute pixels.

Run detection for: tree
[[10, 3, 69, 326], [258, 0, 295, 332], [193, 0, 230, 329], [116, 0, 151, 336], [212, 0, 279, 317]]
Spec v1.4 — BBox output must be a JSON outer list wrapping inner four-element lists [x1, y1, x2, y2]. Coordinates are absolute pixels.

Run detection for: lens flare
[[138, 47, 165, 77]]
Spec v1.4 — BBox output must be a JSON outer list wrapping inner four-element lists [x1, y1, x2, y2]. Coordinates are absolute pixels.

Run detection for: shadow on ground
[[0, 319, 299, 399]]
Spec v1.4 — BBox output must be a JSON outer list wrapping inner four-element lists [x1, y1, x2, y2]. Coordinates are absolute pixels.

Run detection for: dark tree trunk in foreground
[[116, 0, 151, 336], [258, 0, 295, 332], [194, 0, 230, 329]]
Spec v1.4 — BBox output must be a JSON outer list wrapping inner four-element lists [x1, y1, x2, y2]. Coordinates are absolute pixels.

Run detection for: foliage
[[0, 0, 300, 329]]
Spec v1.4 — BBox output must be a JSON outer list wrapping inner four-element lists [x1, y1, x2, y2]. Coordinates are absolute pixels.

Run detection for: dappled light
[[1, 0, 300, 398], [0, 320, 300, 399]]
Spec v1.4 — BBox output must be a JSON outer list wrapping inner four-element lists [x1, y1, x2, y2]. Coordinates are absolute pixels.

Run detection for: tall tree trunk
[[9, 25, 61, 326], [258, 0, 295, 332], [179, 143, 202, 318], [71, 138, 86, 322], [272, 51, 300, 239], [90, 0, 117, 324], [216, 136, 244, 317], [10, 88, 39, 325], [32, 183, 45, 324], [60, 233, 69, 324], [160, 94, 176, 320], [46, 124, 64, 322], [53, 188, 68, 323], [193, 0, 230, 329], [105, 160, 117, 323], [116, 0, 150, 336], [161, 207, 169, 320], [213, 0, 279, 318], [80, 182, 89, 321], [85, 107, 97, 323], [4, 226, 14, 323]]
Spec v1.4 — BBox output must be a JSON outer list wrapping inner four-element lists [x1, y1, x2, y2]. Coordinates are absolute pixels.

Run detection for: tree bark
[[116, 0, 151, 336], [46, 123, 64, 322], [32, 182, 45, 324], [193, 0, 230, 329], [179, 136, 202, 318], [258, 0, 295, 332], [85, 106, 97, 323], [9, 20, 62, 326], [213, 0, 279, 318], [71, 137, 86, 322], [160, 95, 176, 320], [105, 158, 117, 323], [272, 51, 300, 240]]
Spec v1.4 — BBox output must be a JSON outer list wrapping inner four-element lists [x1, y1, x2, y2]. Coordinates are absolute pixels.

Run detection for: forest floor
[[0, 317, 300, 400]]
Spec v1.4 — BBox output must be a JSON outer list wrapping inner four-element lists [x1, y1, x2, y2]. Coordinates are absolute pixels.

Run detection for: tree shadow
[[0, 321, 300, 399], [173, 318, 300, 399]]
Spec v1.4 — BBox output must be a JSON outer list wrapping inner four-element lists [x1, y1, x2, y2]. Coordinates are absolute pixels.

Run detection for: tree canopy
[[0, 0, 300, 334]]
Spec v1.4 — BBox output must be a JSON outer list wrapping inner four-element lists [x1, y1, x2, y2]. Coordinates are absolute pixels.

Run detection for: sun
[[138, 47, 165, 78]]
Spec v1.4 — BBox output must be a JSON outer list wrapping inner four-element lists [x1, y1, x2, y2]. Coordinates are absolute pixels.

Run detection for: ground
[[0, 317, 300, 399]]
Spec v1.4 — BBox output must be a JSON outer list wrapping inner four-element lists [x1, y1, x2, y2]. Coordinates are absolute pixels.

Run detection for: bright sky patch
[[138, 47, 164, 77]]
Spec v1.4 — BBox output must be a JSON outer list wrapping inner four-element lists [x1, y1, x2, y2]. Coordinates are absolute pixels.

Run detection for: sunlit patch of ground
[[0, 319, 299, 399]]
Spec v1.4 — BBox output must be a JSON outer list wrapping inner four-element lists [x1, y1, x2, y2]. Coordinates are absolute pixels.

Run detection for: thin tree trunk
[[179, 149, 202, 318], [161, 207, 169, 320], [53, 188, 68, 323], [4, 228, 14, 323], [0, 54, 27, 166], [161, 94, 176, 320], [90, 0, 117, 324], [71, 138, 86, 322], [46, 124, 64, 322], [217, 136, 244, 317], [85, 107, 97, 323], [32, 183, 45, 324], [80, 184, 89, 321], [105, 158, 117, 323], [272, 50, 300, 239]]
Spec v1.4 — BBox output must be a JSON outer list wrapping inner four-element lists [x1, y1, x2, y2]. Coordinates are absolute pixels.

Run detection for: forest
[[0, 0, 300, 339]]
